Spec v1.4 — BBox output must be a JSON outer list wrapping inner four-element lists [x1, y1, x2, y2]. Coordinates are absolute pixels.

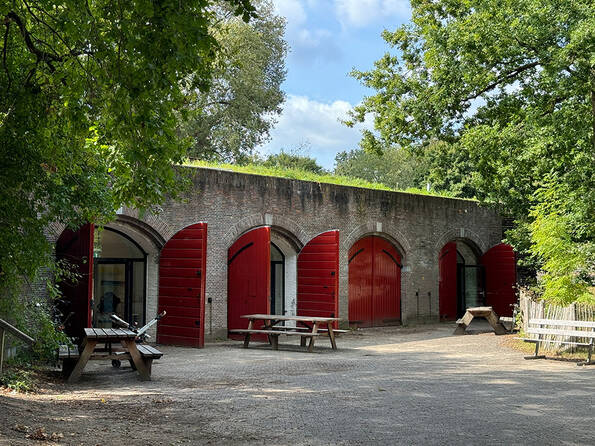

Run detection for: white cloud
[[335, 0, 410, 28], [259, 94, 373, 169], [272, 1, 341, 65], [272, 0, 306, 28]]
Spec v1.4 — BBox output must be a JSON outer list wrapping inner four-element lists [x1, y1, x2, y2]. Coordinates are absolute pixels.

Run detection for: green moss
[[182, 160, 469, 200]]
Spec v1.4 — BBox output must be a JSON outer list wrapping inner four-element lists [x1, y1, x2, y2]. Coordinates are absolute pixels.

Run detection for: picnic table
[[229, 314, 344, 353], [453, 306, 508, 335], [60, 328, 162, 383]]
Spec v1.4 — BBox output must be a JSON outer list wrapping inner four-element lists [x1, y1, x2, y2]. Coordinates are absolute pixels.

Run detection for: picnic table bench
[[59, 328, 163, 383], [517, 318, 595, 366], [229, 314, 345, 353], [454, 306, 508, 335]]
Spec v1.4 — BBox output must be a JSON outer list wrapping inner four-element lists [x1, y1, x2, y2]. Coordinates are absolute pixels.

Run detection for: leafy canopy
[[0, 1, 255, 292], [348, 0, 595, 302], [180, 0, 286, 162]]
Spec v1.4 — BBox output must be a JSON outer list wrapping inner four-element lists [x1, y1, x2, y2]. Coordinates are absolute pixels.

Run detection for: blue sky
[[258, 0, 412, 170]]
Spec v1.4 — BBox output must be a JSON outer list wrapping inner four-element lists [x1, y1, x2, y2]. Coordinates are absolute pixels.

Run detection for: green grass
[[183, 160, 467, 199]]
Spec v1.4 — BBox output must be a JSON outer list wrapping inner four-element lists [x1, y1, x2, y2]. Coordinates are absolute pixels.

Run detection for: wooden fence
[[519, 291, 595, 351]]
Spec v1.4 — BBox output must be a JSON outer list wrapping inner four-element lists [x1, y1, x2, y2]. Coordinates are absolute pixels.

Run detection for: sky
[[257, 0, 412, 170]]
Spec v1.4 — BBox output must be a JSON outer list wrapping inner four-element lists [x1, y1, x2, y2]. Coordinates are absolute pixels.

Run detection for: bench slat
[[229, 329, 320, 337], [516, 337, 591, 347], [529, 319, 595, 328], [526, 327, 595, 338]]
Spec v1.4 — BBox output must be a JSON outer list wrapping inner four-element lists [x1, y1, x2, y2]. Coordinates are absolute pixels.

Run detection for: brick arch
[[343, 222, 411, 260], [116, 206, 175, 244], [222, 213, 309, 248], [46, 208, 173, 249], [434, 227, 487, 255]]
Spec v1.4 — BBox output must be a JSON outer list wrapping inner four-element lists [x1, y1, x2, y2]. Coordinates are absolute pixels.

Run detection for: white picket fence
[[519, 292, 595, 351]]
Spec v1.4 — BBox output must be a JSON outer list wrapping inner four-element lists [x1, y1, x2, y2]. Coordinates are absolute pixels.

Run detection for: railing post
[[0, 327, 5, 375]]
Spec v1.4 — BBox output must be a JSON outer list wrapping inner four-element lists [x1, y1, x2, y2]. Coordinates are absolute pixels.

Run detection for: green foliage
[[348, 0, 595, 303], [0, 0, 256, 360], [181, 0, 287, 162], [259, 147, 327, 174], [334, 146, 427, 191], [0, 368, 35, 393], [184, 160, 461, 198]]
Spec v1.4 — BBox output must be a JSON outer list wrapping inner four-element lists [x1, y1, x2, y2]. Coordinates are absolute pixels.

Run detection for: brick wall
[[142, 167, 502, 339], [44, 166, 503, 341]]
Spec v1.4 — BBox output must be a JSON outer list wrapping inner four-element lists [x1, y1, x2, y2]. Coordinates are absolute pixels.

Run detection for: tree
[[347, 0, 595, 301], [180, 0, 286, 162], [0, 0, 256, 345], [334, 146, 426, 190], [258, 148, 327, 174]]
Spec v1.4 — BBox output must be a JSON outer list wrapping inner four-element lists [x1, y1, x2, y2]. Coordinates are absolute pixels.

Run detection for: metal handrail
[[0, 318, 35, 374]]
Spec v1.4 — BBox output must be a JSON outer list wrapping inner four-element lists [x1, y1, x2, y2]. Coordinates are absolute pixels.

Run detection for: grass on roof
[[183, 160, 465, 199]]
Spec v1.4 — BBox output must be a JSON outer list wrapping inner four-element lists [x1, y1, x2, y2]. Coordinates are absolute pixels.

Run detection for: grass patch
[[183, 160, 469, 200]]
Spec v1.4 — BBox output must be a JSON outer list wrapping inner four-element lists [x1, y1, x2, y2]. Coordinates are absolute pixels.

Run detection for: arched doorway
[[439, 241, 516, 319], [227, 227, 339, 337], [92, 228, 147, 328], [348, 235, 402, 328]]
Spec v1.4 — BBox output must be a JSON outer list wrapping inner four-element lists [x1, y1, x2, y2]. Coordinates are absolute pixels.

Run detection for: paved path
[[1, 324, 593, 445]]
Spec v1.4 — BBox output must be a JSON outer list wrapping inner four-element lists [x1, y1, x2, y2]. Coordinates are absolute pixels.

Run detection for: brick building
[[47, 166, 516, 346]]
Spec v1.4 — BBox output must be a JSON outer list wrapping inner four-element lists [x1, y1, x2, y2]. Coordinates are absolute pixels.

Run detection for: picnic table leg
[[243, 319, 254, 348], [121, 340, 151, 381], [307, 323, 319, 353], [67, 340, 97, 383], [271, 334, 279, 350], [327, 322, 337, 350]]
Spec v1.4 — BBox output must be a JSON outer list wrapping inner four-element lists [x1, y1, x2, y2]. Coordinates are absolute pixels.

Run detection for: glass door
[[93, 263, 126, 328]]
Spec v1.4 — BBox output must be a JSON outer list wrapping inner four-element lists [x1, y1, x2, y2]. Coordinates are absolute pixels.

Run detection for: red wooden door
[[297, 231, 339, 328], [348, 237, 373, 327], [228, 227, 270, 339], [348, 236, 401, 327], [373, 237, 402, 326], [157, 223, 207, 347], [56, 223, 94, 338], [480, 243, 516, 317], [439, 242, 458, 320]]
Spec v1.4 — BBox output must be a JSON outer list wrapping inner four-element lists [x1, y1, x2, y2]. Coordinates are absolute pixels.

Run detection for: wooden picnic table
[[230, 314, 343, 353], [63, 328, 160, 383]]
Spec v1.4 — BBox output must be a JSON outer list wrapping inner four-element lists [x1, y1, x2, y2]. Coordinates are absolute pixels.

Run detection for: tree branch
[[463, 61, 540, 102], [5, 11, 62, 72], [2, 22, 10, 91]]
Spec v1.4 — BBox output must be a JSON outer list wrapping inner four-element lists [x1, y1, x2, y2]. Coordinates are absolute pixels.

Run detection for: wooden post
[[0, 327, 5, 375]]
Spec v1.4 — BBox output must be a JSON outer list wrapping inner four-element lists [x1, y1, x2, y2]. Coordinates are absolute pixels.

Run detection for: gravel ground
[[1, 323, 593, 445]]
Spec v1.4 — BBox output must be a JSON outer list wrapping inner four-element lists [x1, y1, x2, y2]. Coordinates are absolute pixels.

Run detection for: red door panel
[[56, 224, 94, 338], [348, 236, 401, 327], [227, 227, 270, 339], [157, 223, 207, 347], [373, 238, 402, 326], [481, 243, 517, 317], [297, 231, 339, 328], [348, 237, 373, 327], [439, 242, 457, 321]]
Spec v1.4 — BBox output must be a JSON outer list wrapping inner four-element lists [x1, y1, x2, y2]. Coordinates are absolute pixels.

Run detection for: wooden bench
[[229, 329, 321, 351], [518, 319, 595, 366], [262, 325, 348, 334], [58, 342, 163, 377]]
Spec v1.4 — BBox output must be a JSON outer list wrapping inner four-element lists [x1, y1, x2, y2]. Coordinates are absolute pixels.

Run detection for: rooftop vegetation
[[182, 160, 467, 200]]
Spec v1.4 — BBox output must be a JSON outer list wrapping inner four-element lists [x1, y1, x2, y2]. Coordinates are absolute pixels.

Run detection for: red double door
[[439, 242, 517, 320], [227, 228, 339, 337], [348, 236, 402, 327]]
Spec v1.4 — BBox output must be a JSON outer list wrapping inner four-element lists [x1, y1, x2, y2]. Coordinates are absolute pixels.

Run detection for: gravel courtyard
[[1, 324, 593, 445]]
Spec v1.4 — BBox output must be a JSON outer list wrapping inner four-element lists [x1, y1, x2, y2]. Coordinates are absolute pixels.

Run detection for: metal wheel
[[111, 359, 121, 368]]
